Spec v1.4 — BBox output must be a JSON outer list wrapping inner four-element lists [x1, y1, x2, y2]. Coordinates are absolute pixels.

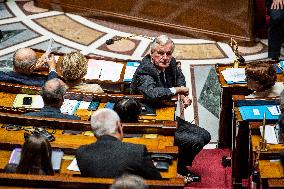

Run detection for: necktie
[[159, 71, 167, 87]]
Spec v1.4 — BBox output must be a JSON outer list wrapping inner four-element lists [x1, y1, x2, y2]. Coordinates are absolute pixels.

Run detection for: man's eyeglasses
[[156, 51, 172, 57]]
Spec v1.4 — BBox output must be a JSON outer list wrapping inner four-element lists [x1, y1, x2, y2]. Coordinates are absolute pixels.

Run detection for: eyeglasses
[[156, 50, 172, 57]]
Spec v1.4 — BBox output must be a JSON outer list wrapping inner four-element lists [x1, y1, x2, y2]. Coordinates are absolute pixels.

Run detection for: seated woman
[[4, 133, 54, 175], [245, 61, 282, 98], [61, 51, 104, 93], [113, 97, 211, 184]]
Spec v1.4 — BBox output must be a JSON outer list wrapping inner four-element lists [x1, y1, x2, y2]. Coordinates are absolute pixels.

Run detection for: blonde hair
[[61, 51, 88, 81]]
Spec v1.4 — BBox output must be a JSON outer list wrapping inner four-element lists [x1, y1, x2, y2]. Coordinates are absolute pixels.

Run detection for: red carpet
[[184, 148, 231, 189]]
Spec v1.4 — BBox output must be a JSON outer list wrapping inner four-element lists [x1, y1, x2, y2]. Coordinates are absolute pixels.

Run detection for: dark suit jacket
[[130, 55, 186, 100], [24, 106, 80, 120], [0, 70, 57, 86], [76, 135, 162, 179]]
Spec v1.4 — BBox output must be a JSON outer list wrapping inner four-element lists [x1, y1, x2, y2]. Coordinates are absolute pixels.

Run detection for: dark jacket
[[0, 70, 57, 86], [76, 135, 162, 179], [130, 55, 186, 100], [24, 106, 80, 120]]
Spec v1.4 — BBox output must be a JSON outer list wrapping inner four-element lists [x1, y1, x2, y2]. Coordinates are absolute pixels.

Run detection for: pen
[[98, 68, 102, 79]]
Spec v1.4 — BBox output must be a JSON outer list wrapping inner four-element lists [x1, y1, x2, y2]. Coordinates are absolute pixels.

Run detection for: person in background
[[61, 51, 104, 93], [130, 35, 190, 107], [0, 48, 57, 86], [266, 0, 284, 60], [110, 174, 148, 189], [113, 97, 211, 184], [4, 133, 54, 175], [24, 78, 80, 120], [76, 108, 161, 179], [245, 61, 282, 98]]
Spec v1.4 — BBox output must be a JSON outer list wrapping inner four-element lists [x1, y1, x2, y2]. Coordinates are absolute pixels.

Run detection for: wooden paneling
[[34, 0, 255, 44]]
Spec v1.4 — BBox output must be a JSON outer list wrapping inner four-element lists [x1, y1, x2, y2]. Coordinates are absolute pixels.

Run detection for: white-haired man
[[130, 35, 191, 107], [76, 108, 162, 179]]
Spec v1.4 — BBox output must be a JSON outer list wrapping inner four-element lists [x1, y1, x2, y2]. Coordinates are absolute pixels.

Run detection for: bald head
[[91, 108, 122, 139], [41, 78, 67, 108], [13, 48, 37, 75]]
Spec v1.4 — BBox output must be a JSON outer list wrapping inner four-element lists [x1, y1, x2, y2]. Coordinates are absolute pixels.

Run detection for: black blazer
[[130, 55, 186, 101], [76, 135, 162, 179], [24, 106, 80, 120], [0, 70, 57, 86]]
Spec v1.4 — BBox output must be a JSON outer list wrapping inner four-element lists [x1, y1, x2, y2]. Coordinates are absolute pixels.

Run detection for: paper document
[[84, 59, 124, 82], [124, 61, 140, 82], [260, 125, 278, 144], [13, 94, 44, 109], [60, 99, 80, 115], [267, 105, 281, 116], [77, 101, 91, 109], [67, 158, 80, 172], [221, 68, 246, 83]]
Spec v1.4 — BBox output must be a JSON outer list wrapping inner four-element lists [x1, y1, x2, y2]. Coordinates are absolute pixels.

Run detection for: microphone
[[105, 34, 154, 45]]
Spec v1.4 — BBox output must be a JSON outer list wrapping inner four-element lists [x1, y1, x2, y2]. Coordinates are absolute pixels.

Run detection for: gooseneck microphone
[[105, 34, 153, 45]]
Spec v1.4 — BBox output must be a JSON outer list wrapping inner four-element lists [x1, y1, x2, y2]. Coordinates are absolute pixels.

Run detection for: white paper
[[77, 101, 91, 109], [253, 109, 260, 116], [60, 99, 80, 115], [267, 105, 281, 116], [32, 95, 44, 109], [84, 59, 123, 82], [67, 158, 80, 172], [260, 125, 278, 144], [99, 61, 124, 82], [221, 68, 246, 82], [124, 65, 138, 81]]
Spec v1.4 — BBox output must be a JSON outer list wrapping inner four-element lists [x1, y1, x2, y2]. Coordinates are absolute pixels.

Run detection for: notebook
[[9, 148, 64, 171]]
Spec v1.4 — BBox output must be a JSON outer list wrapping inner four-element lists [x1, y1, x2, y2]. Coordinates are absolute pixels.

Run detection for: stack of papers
[[260, 125, 278, 144], [123, 61, 140, 82], [84, 59, 124, 82], [221, 68, 246, 84], [239, 105, 280, 121]]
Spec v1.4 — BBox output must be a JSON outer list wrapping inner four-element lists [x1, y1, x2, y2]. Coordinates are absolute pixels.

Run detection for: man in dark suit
[[266, 0, 284, 60], [130, 35, 190, 107], [0, 48, 57, 86], [24, 78, 80, 120], [76, 108, 162, 179]]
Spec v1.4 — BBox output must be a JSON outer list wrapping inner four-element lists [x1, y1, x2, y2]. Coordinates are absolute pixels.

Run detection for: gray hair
[[150, 35, 174, 53], [13, 48, 37, 74], [91, 108, 121, 138], [41, 78, 67, 105], [110, 174, 148, 189]]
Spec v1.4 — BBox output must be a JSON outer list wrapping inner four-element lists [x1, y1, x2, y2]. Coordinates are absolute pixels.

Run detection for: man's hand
[[34, 53, 47, 70], [271, 0, 284, 9], [181, 95, 192, 108], [47, 54, 56, 71], [175, 86, 189, 96]]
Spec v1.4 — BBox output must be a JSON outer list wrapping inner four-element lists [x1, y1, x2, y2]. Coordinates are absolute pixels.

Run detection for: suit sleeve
[[137, 74, 174, 100], [139, 146, 162, 180], [176, 66, 186, 87], [47, 70, 58, 81]]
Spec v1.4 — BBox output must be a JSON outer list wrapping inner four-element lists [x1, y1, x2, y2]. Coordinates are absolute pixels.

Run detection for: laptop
[[9, 148, 64, 171]]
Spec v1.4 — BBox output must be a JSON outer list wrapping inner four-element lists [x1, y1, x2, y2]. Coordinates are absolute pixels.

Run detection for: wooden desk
[[215, 63, 284, 148], [0, 150, 178, 179], [231, 97, 280, 188], [34, 0, 255, 44]]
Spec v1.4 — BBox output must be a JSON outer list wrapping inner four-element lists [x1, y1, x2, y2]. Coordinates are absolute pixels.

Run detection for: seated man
[[113, 97, 211, 184], [60, 51, 103, 93], [0, 48, 57, 86], [76, 108, 162, 179], [245, 61, 282, 97], [130, 35, 190, 107], [24, 78, 80, 120]]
